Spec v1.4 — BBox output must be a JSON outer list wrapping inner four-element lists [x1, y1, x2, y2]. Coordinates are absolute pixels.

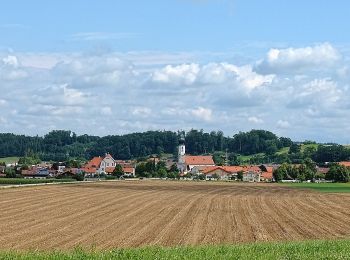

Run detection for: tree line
[[0, 129, 349, 164]]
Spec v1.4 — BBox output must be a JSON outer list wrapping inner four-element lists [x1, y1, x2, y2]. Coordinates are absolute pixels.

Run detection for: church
[[177, 134, 215, 174]]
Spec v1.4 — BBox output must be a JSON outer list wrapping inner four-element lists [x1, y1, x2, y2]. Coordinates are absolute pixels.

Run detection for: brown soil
[[0, 181, 349, 250]]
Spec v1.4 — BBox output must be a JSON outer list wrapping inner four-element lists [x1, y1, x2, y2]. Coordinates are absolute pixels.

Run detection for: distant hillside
[[0, 129, 349, 164]]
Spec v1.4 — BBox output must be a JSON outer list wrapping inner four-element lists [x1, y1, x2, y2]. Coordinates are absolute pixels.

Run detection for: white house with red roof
[[83, 153, 135, 176], [83, 153, 116, 175]]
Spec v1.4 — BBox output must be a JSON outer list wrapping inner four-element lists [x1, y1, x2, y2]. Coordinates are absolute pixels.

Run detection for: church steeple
[[178, 132, 185, 163]]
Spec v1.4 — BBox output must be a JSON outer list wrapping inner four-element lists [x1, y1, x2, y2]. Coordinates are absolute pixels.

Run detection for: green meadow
[[0, 157, 19, 164], [285, 182, 350, 193]]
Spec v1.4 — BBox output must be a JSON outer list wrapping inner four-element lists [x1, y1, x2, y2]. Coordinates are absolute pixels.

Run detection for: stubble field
[[0, 181, 350, 251]]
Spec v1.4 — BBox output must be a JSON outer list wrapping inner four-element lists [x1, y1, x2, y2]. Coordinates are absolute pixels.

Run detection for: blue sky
[[1, 1, 350, 143], [1, 1, 349, 52]]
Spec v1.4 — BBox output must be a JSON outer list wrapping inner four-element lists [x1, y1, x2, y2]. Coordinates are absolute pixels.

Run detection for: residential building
[[83, 154, 135, 177]]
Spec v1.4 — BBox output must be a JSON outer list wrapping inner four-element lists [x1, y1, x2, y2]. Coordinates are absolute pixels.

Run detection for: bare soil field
[[0, 181, 350, 250]]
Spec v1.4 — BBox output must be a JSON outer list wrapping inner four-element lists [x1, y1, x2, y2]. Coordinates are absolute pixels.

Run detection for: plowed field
[[0, 181, 350, 250]]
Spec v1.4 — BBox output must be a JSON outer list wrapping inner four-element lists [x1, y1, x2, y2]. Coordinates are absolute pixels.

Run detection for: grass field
[[0, 178, 77, 185], [0, 239, 349, 260], [238, 153, 265, 163], [0, 157, 19, 164], [286, 182, 350, 193], [0, 181, 350, 251]]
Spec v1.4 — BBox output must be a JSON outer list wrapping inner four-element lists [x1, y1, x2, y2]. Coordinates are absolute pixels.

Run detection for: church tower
[[178, 133, 185, 163]]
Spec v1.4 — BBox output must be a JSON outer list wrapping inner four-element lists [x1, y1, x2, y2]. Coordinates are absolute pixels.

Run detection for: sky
[[0, 0, 350, 143]]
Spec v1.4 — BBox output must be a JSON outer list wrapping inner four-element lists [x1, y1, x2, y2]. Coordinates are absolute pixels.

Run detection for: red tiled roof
[[221, 166, 245, 173], [261, 171, 273, 180], [246, 166, 262, 173], [86, 156, 103, 168], [184, 155, 215, 166], [339, 161, 350, 167], [123, 167, 135, 174], [105, 167, 115, 173], [82, 167, 97, 173], [202, 166, 224, 174]]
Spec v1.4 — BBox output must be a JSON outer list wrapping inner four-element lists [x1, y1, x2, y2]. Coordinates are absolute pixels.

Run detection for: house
[[82, 153, 116, 176], [83, 154, 135, 177], [259, 165, 274, 182], [56, 168, 83, 179], [201, 166, 231, 180], [243, 171, 261, 182], [200, 166, 244, 180], [21, 167, 50, 179]]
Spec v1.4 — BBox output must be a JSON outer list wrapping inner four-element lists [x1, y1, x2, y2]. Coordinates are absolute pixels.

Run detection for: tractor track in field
[[0, 181, 350, 250]]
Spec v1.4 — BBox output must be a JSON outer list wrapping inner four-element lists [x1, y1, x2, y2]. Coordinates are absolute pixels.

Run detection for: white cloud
[[277, 120, 290, 129], [191, 107, 212, 121], [152, 63, 200, 85], [248, 116, 263, 124], [0, 45, 350, 142], [255, 43, 341, 74], [2, 55, 19, 67]]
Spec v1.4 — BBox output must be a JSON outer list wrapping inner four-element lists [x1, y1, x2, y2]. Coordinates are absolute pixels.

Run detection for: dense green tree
[[237, 170, 244, 181], [169, 163, 179, 173], [5, 168, 16, 178], [326, 164, 349, 182], [112, 164, 124, 178], [289, 143, 301, 154]]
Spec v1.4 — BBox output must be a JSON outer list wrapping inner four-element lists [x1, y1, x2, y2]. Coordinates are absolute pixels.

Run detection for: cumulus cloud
[[248, 116, 263, 124], [152, 62, 274, 91], [277, 120, 290, 129], [255, 43, 341, 74], [2, 55, 19, 67], [152, 63, 200, 85], [0, 55, 28, 80], [191, 107, 212, 121], [0, 43, 350, 142]]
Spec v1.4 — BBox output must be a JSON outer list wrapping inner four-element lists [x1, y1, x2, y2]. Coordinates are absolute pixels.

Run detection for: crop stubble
[[0, 181, 349, 250]]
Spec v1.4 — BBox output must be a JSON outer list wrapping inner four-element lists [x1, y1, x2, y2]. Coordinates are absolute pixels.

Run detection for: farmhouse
[[21, 167, 51, 179], [243, 171, 260, 182], [259, 165, 274, 182], [201, 166, 244, 180], [83, 154, 135, 176]]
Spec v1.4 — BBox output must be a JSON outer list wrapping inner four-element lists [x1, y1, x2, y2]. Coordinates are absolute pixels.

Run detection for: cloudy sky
[[1, 1, 350, 143]]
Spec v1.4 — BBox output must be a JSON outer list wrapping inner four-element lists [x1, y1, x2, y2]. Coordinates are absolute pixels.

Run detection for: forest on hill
[[0, 129, 349, 164]]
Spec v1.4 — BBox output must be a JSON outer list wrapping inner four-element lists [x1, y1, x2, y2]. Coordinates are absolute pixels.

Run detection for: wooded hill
[[0, 129, 349, 164]]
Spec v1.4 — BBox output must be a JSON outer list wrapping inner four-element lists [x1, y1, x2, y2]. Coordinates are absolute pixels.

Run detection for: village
[[1, 136, 349, 183]]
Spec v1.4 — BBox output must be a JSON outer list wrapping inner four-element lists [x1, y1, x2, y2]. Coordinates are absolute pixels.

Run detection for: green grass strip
[[0, 239, 350, 260], [285, 182, 350, 193], [0, 178, 77, 185]]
